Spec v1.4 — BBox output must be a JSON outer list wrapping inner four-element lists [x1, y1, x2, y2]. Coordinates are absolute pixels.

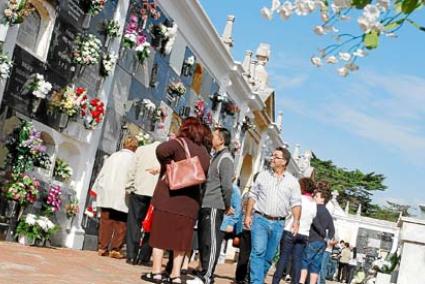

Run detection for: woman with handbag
[[141, 117, 211, 284]]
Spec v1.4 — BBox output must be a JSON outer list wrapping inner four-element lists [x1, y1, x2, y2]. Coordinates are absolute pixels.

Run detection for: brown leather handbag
[[166, 138, 206, 190]]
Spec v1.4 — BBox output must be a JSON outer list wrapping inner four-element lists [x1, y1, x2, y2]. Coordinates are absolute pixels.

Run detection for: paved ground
[[0, 241, 339, 284]]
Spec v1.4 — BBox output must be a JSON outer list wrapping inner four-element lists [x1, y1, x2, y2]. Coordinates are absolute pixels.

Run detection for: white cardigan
[[125, 141, 161, 197], [92, 149, 135, 213]]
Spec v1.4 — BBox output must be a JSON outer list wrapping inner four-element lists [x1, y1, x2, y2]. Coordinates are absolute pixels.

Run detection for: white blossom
[[353, 48, 368, 57], [321, 13, 329, 22], [279, 1, 293, 20], [261, 7, 273, 20], [337, 66, 349, 77], [25, 214, 37, 226], [314, 25, 326, 35], [311, 56, 322, 67], [338, 52, 351, 61], [334, 0, 352, 8], [358, 4, 382, 33], [294, 0, 316, 16], [326, 55, 338, 64], [345, 63, 359, 71], [186, 56, 195, 66], [377, 0, 390, 11]]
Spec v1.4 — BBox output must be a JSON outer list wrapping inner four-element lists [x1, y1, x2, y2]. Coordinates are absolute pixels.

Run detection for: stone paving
[[0, 241, 339, 284]]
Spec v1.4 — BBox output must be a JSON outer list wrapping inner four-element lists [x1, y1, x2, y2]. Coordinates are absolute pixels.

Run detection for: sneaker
[[98, 249, 109, 256], [186, 277, 204, 284]]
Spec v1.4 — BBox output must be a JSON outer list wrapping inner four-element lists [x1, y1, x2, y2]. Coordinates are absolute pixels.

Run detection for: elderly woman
[[142, 117, 211, 284], [92, 136, 138, 259]]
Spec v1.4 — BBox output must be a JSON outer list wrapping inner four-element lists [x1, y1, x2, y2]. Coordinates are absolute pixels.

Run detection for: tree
[[261, 0, 424, 76], [311, 156, 387, 216]]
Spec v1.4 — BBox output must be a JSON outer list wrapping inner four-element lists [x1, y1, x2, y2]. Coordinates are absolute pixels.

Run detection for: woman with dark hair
[[201, 123, 213, 154], [272, 177, 317, 284], [141, 117, 211, 284]]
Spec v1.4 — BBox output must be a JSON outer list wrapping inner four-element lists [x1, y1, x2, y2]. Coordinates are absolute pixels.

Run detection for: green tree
[[311, 156, 387, 216]]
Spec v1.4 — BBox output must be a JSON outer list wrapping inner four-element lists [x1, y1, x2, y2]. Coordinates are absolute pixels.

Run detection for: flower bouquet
[[71, 34, 102, 66], [53, 158, 73, 182], [0, 52, 13, 79], [3, 0, 34, 26], [83, 97, 105, 129], [138, 0, 161, 29], [182, 55, 195, 76], [79, 0, 107, 16], [43, 184, 62, 215], [21, 73, 52, 114], [5, 120, 50, 176], [49, 86, 88, 117], [149, 23, 167, 48], [65, 200, 80, 219], [135, 34, 151, 64], [103, 19, 120, 38], [22, 73, 52, 99], [4, 174, 39, 207], [167, 81, 186, 97], [16, 214, 58, 246], [136, 131, 151, 146], [194, 99, 205, 119], [122, 15, 139, 49], [152, 106, 168, 129], [100, 52, 118, 77]]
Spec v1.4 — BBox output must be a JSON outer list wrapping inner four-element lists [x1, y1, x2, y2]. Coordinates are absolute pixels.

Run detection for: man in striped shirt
[[244, 147, 302, 284]]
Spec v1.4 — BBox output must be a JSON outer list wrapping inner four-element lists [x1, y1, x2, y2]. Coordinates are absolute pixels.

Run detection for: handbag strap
[[175, 138, 191, 159]]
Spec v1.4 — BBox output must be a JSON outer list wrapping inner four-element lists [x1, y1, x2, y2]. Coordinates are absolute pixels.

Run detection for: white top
[[93, 149, 135, 213], [126, 142, 161, 197], [284, 194, 317, 236], [249, 170, 302, 218]]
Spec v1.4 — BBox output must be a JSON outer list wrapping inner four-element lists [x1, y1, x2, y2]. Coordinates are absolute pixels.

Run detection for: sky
[[201, 0, 425, 215]]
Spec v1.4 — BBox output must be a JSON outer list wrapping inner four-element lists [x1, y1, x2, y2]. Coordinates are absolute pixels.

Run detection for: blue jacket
[[220, 184, 242, 233]]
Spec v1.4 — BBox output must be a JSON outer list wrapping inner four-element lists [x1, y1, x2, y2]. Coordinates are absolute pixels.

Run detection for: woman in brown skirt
[[142, 117, 211, 284]]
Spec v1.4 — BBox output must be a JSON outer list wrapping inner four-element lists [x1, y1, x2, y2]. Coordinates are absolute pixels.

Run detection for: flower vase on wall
[[82, 13, 92, 30], [73, 65, 86, 81], [18, 235, 35, 246], [104, 36, 111, 48], [0, 24, 9, 42], [28, 97, 42, 116], [66, 216, 74, 232]]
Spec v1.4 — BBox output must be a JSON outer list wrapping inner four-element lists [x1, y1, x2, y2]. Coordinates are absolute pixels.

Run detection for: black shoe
[[126, 258, 134, 264]]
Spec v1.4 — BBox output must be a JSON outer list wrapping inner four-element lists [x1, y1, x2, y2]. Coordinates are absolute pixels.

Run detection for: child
[[299, 182, 335, 284]]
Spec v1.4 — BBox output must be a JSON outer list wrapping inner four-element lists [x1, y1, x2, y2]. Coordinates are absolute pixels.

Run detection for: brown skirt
[[149, 209, 196, 252]]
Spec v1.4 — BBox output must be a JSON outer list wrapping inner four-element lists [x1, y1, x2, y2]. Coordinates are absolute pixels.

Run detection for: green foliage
[[352, 0, 372, 9], [402, 0, 420, 14], [311, 156, 386, 217], [363, 31, 380, 49]]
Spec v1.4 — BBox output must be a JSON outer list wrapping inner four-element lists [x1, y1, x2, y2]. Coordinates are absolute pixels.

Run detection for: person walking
[[125, 139, 161, 265], [141, 117, 210, 284], [93, 136, 138, 259], [338, 243, 352, 283], [299, 182, 335, 284], [272, 177, 317, 284], [244, 147, 302, 284], [188, 127, 235, 284]]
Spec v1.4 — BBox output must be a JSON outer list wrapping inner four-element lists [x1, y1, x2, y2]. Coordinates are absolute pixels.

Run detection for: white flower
[[345, 63, 359, 71], [334, 0, 352, 8], [337, 67, 349, 77], [353, 48, 368, 57], [294, 0, 315, 16], [46, 219, 55, 230], [25, 214, 37, 225], [377, 0, 390, 11], [311, 56, 322, 67], [321, 13, 329, 22], [36, 218, 49, 232], [314, 25, 326, 35], [363, 4, 381, 21], [186, 56, 195, 65], [326, 56, 338, 64], [261, 7, 273, 20], [279, 1, 293, 20], [338, 52, 351, 61]]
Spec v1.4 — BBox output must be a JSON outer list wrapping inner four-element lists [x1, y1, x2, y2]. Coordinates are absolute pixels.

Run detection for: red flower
[[76, 87, 86, 96]]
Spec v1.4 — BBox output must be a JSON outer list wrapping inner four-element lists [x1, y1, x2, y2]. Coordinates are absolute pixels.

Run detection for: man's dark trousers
[[126, 193, 152, 262]]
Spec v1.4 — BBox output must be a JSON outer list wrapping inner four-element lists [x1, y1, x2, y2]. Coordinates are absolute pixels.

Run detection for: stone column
[[221, 15, 235, 51]]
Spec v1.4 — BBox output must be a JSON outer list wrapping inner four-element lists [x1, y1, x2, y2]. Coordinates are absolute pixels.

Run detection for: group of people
[[92, 116, 347, 284]]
